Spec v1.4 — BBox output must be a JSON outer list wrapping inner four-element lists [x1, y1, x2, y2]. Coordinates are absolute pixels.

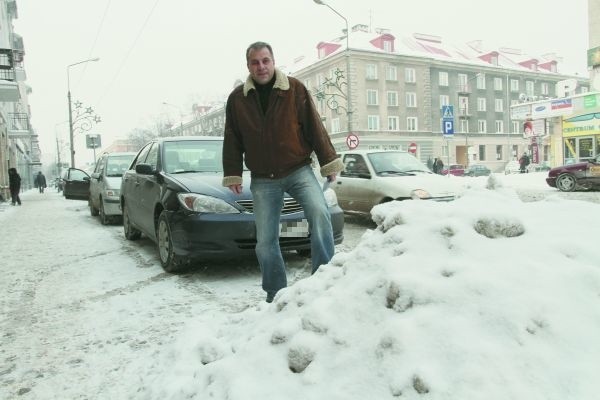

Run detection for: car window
[[94, 156, 106, 174], [106, 154, 136, 177], [133, 142, 153, 167], [145, 144, 159, 169], [68, 168, 89, 181], [162, 140, 224, 173], [368, 151, 429, 174]]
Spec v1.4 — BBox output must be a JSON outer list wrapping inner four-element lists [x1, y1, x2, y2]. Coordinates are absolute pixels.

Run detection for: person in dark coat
[[434, 157, 444, 174], [519, 153, 530, 173], [8, 167, 21, 205], [34, 171, 47, 193]]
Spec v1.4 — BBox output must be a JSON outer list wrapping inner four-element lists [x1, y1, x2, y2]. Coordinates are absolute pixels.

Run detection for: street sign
[[408, 142, 417, 154], [346, 134, 359, 149], [442, 105, 454, 137], [442, 105, 454, 119], [443, 120, 454, 136]]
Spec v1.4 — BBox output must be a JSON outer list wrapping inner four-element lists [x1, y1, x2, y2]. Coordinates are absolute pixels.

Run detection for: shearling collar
[[243, 68, 289, 97]]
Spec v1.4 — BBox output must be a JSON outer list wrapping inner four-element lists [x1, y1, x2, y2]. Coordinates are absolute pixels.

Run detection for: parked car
[[546, 153, 600, 192], [332, 150, 458, 218], [62, 168, 91, 200], [441, 164, 465, 176], [464, 164, 491, 177], [88, 151, 136, 224], [120, 136, 344, 272]]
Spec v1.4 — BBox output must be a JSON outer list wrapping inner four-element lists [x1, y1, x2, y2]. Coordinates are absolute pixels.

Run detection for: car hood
[[166, 171, 253, 202], [377, 172, 459, 196], [549, 161, 589, 173]]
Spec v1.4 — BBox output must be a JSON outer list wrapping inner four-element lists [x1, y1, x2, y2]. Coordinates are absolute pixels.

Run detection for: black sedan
[[120, 136, 344, 272], [546, 153, 600, 192]]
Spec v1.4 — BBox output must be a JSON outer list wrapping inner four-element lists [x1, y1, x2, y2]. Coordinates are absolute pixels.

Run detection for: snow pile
[[138, 184, 600, 400]]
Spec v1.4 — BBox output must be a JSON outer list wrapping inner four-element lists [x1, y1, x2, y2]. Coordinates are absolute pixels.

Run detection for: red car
[[441, 164, 465, 176], [546, 154, 600, 192]]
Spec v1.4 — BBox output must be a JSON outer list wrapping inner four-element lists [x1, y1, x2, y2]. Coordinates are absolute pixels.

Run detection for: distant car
[[546, 153, 600, 192], [441, 164, 465, 176], [332, 150, 458, 218], [504, 160, 522, 174], [464, 164, 491, 177], [120, 136, 344, 272], [62, 168, 91, 200], [88, 151, 136, 224]]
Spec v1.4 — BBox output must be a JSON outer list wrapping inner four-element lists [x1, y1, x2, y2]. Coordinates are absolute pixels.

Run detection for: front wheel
[[556, 173, 577, 192], [157, 211, 188, 272]]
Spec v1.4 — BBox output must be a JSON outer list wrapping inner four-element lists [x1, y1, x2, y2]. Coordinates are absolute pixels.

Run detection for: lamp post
[[313, 0, 352, 133], [162, 102, 184, 135], [67, 57, 100, 167]]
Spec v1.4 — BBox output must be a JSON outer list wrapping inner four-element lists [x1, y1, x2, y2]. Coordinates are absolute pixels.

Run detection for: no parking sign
[[346, 134, 359, 149]]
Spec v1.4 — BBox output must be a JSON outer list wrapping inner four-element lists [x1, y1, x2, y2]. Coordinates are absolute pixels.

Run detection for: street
[[0, 189, 368, 399]]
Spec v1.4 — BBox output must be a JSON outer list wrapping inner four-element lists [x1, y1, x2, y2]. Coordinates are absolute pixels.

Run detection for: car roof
[[158, 135, 224, 144], [338, 149, 408, 155]]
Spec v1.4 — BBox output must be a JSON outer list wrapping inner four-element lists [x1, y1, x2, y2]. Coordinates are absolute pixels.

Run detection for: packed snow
[[1, 172, 599, 400]]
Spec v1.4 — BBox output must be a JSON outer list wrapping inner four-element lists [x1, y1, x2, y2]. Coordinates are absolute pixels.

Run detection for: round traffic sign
[[408, 142, 417, 154], [346, 134, 359, 149]]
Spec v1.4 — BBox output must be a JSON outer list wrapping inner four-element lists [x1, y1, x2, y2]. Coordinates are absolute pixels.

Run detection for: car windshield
[[163, 140, 225, 174], [367, 151, 430, 175], [105, 154, 135, 177]]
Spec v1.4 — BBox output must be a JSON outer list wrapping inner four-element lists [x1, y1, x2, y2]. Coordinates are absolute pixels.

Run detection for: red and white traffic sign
[[408, 142, 417, 154], [346, 134, 359, 149]]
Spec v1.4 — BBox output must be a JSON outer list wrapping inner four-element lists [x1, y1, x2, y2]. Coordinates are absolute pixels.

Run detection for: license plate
[[279, 219, 309, 237]]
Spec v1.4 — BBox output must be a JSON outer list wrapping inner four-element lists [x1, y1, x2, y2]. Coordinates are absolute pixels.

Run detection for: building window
[[331, 118, 340, 133], [477, 98, 486, 112], [368, 115, 380, 130], [366, 64, 378, 80], [541, 82, 549, 95], [439, 71, 449, 86], [510, 79, 519, 92], [407, 117, 418, 131], [581, 86, 589, 93], [525, 80, 534, 96], [495, 120, 503, 133], [477, 74, 486, 89], [383, 40, 392, 52], [440, 95, 450, 107], [495, 99, 504, 112], [496, 145, 503, 160], [478, 145, 486, 161], [385, 65, 397, 81], [388, 116, 400, 131], [478, 120, 487, 133], [367, 89, 379, 105], [405, 68, 416, 83], [406, 92, 417, 108], [387, 91, 398, 106], [460, 119, 468, 133], [512, 121, 519, 133], [492, 77, 501, 91]]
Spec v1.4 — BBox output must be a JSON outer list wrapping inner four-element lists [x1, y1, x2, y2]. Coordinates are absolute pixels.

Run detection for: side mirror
[[135, 163, 155, 175]]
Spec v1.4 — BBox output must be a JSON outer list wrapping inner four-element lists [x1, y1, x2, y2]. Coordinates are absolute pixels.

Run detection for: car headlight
[[105, 189, 119, 197], [323, 188, 339, 207], [410, 189, 431, 200], [177, 193, 240, 214]]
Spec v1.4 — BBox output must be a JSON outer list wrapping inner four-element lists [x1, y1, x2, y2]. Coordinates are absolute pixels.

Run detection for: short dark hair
[[246, 41, 273, 63]]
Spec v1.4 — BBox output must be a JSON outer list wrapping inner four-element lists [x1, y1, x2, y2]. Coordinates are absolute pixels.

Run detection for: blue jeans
[[250, 165, 335, 295]]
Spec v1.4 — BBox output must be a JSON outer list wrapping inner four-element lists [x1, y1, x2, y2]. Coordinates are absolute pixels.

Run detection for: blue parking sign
[[443, 120, 454, 136]]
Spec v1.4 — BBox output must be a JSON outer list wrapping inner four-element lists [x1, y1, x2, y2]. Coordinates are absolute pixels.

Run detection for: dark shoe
[[266, 291, 276, 303]]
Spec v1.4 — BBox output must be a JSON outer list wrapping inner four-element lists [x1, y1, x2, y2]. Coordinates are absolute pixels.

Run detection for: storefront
[[562, 97, 600, 164]]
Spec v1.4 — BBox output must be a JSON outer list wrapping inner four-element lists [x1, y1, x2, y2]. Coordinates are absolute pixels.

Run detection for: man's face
[[247, 47, 275, 85]]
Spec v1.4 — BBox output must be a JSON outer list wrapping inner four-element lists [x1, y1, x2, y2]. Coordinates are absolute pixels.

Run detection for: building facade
[[0, 0, 36, 201]]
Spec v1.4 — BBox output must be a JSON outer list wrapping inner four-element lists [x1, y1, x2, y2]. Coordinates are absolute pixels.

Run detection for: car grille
[[235, 197, 303, 214]]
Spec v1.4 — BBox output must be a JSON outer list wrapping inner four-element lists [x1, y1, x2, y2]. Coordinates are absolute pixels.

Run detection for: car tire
[[89, 198, 99, 216], [157, 211, 187, 273], [123, 203, 141, 240], [556, 173, 577, 192], [99, 200, 110, 225]]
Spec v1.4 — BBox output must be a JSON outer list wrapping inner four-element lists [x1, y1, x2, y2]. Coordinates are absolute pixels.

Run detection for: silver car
[[89, 152, 136, 224], [332, 150, 458, 217]]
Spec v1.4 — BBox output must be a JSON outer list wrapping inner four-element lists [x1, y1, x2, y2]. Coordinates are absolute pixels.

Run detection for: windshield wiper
[[377, 170, 413, 176]]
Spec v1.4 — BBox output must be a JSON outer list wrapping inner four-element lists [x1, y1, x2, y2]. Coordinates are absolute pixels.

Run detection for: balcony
[[8, 112, 32, 139], [457, 83, 474, 94]]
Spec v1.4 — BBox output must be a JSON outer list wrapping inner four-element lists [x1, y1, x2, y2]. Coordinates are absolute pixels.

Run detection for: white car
[[333, 150, 459, 217]]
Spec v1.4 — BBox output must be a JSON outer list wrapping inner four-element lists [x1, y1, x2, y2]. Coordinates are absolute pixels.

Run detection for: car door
[[335, 154, 375, 214], [89, 154, 106, 209], [135, 143, 161, 237], [122, 143, 153, 229], [63, 168, 90, 200]]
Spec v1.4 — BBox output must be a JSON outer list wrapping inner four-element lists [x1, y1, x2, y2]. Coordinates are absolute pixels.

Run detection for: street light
[[162, 102, 184, 135], [313, 0, 352, 133], [67, 57, 100, 167]]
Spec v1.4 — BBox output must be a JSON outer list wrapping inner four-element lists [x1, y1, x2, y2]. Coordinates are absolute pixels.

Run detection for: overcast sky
[[13, 0, 589, 168]]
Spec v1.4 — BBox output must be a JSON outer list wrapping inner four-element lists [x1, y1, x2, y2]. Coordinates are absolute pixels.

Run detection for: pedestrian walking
[[34, 171, 47, 193], [222, 41, 344, 303], [519, 153, 530, 173], [434, 157, 444, 174], [8, 167, 22, 205]]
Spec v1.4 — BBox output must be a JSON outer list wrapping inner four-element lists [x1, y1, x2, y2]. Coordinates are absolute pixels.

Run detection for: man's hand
[[228, 184, 242, 194], [327, 173, 337, 183]]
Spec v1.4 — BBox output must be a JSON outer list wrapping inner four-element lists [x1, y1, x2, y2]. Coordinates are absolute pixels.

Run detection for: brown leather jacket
[[222, 69, 343, 186]]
